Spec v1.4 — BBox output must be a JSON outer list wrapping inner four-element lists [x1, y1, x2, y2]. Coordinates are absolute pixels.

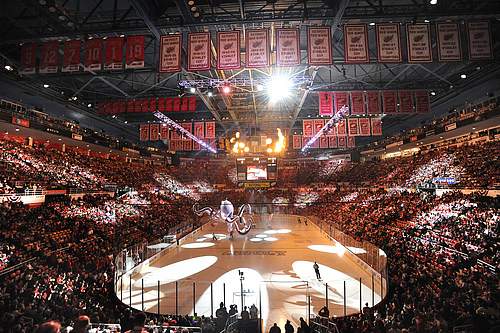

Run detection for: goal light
[[267, 75, 292, 102]]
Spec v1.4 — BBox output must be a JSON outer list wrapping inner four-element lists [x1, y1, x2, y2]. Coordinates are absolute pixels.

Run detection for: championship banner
[[366, 91, 381, 115], [313, 119, 324, 135], [159, 34, 182, 73], [126, 35, 145, 68], [337, 136, 347, 148], [292, 135, 302, 149], [182, 140, 193, 151], [407, 24, 432, 63], [350, 91, 365, 115], [328, 136, 338, 148], [325, 123, 336, 136], [319, 136, 329, 148], [334, 92, 349, 113], [347, 136, 355, 148], [170, 140, 181, 151], [344, 24, 369, 63], [348, 118, 359, 136], [437, 23, 462, 62], [164, 97, 173, 112], [160, 124, 169, 140], [359, 118, 371, 136], [415, 90, 430, 113], [371, 117, 382, 136], [311, 137, 319, 149], [245, 29, 270, 68], [193, 142, 201, 151], [12, 116, 30, 128], [173, 98, 181, 111], [149, 124, 160, 141], [139, 124, 149, 141], [307, 26, 333, 65], [303, 120, 314, 137], [205, 121, 216, 139], [188, 32, 211, 71], [20, 43, 36, 74], [276, 28, 300, 67], [302, 137, 311, 148], [40, 41, 59, 74], [467, 21, 493, 60], [376, 24, 402, 63], [194, 122, 205, 138], [318, 92, 333, 116], [217, 31, 241, 70], [181, 123, 192, 139], [398, 90, 414, 113], [382, 90, 397, 114], [189, 96, 197, 111], [149, 98, 157, 112], [181, 97, 189, 112], [104, 37, 124, 70], [337, 119, 347, 135], [84, 38, 102, 71], [62, 40, 81, 72]]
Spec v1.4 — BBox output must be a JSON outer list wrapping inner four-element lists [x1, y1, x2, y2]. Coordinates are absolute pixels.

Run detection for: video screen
[[246, 165, 268, 180]]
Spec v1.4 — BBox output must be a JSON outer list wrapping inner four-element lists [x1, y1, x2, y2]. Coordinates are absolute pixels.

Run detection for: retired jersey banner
[[337, 119, 347, 135], [382, 90, 398, 114], [139, 124, 149, 141], [292, 135, 302, 149], [170, 140, 182, 151], [371, 117, 382, 136], [149, 124, 160, 141], [328, 136, 337, 148], [350, 91, 365, 115], [415, 90, 430, 113], [245, 29, 270, 68], [302, 137, 311, 148], [337, 136, 347, 148], [182, 140, 193, 151], [126, 35, 145, 69], [104, 37, 124, 70], [334, 92, 349, 113], [20, 43, 37, 74], [181, 123, 192, 139], [359, 118, 371, 136], [84, 38, 102, 71], [194, 122, 205, 138], [217, 31, 241, 70], [159, 34, 182, 73], [467, 21, 493, 60], [437, 23, 462, 62], [313, 119, 324, 135], [348, 118, 359, 136], [376, 24, 402, 63], [188, 32, 211, 71], [160, 125, 169, 140], [307, 27, 332, 65], [276, 28, 300, 67], [193, 142, 201, 151], [407, 24, 432, 63], [303, 120, 314, 137], [205, 121, 216, 139], [344, 24, 369, 63], [347, 136, 355, 148], [366, 91, 381, 115], [171, 128, 182, 140], [319, 136, 329, 148], [319, 92, 333, 116], [62, 40, 81, 72], [399, 90, 414, 113], [40, 41, 59, 73]]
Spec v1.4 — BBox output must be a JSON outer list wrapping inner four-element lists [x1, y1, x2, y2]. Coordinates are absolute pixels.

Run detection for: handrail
[[219, 313, 239, 333], [309, 315, 339, 333]]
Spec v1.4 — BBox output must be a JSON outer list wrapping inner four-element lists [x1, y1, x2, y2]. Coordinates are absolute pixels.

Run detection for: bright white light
[[207, 91, 213, 97], [72, 96, 77, 100], [181, 242, 215, 249], [87, 103, 92, 108], [43, 84, 50, 88], [250, 238, 263, 242], [264, 230, 280, 235], [430, 91, 436, 96], [460, 74, 467, 79], [268, 75, 292, 102], [276, 229, 291, 234], [255, 234, 268, 238], [4, 65, 13, 71], [424, 19, 429, 23], [196, 238, 207, 242], [430, 0, 438, 5], [369, 22, 375, 26], [264, 237, 278, 242], [256, 84, 264, 92], [189, 87, 196, 93]]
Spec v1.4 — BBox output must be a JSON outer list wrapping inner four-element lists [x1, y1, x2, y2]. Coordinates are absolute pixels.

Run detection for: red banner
[[217, 31, 241, 70], [337, 136, 347, 148], [302, 137, 311, 149], [181, 97, 189, 112], [276, 28, 300, 67], [159, 34, 182, 73], [150, 124, 160, 141], [467, 21, 493, 60], [415, 90, 430, 113], [149, 98, 157, 112], [366, 91, 381, 115], [347, 136, 355, 148], [20, 43, 36, 74], [126, 35, 145, 68], [181, 123, 192, 138], [313, 119, 324, 135], [170, 140, 182, 151], [188, 32, 211, 71], [359, 118, 371, 136], [437, 23, 462, 62], [40, 41, 59, 74], [371, 118, 382, 136], [84, 38, 102, 71], [165, 98, 173, 112], [303, 120, 314, 137], [160, 124, 169, 140], [350, 91, 365, 115], [376, 24, 402, 63], [407, 24, 432, 63], [348, 118, 359, 136], [337, 119, 346, 135], [311, 138, 319, 149], [245, 29, 270, 68], [193, 142, 201, 151], [139, 124, 149, 141], [307, 27, 332, 65], [344, 24, 369, 63], [171, 128, 182, 140], [318, 92, 333, 116], [292, 135, 302, 149], [205, 121, 216, 139], [62, 40, 80, 72], [194, 122, 205, 138], [173, 98, 181, 111], [382, 90, 398, 114], [104, 37, 124, 70], [12, 116, 30, 128], [182, 140, 193, 151], [189, 96, 196, 111], [334, 92, 349, 113], [398, 90, 414, 113], [328, 136, 337, 148], [127, 100, 134, 113], [319, 136, 329, 149]]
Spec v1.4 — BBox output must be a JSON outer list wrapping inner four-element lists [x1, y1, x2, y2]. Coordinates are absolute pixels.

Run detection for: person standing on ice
[[313, 262, 321, 280]]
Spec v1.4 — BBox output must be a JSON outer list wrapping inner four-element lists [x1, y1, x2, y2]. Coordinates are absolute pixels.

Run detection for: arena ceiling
[[0, 0, 500, 144]]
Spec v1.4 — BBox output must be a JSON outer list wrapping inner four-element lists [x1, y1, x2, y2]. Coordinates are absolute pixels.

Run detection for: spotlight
[[193, 12, 200, 18], [244, 146, 250, 153], [72, 96, 77, 100], [124, 120, 128, 124], [460, 74, 467, 79], [430, 0, 438, 4], [430, 91, 436, 96], [207, 91, 213, 97], [268, 75, 292, 102], [189, 87, 196, 93], [187, 0, 195, 5], [43, 84, 50, 88], [222, 84, 232, 95], [4, 65, 13, 71], [265, 138, 272, 145], [207, 86, 214, 97], [190, 6, 197, 12], [369, 22, 375, 26], [87, 103, 92, 108], [256, 84, 264, 92]]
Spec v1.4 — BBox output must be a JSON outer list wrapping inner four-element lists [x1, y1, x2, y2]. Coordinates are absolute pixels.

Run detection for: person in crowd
[[35, 321, 61, 333], [241, 306, 250, 320], [299, 317, 310, 333], [313, 262, 321, 280], [125, 312, 147, 333], [249, 304, 258, 319], [269, 323, 281, 333], [71, 315, 90, 333], [284, 320, 294, 333]]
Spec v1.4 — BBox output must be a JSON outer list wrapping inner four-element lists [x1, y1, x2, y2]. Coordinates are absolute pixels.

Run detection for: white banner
[[467, 21, 493, 60], [376, 24, 402, 63], [344, 24, 369, 63], [407, 24, 432, 63], [437, 23, 462, 62]]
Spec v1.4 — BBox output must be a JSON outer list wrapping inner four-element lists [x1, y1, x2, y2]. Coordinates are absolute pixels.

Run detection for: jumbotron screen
[[236, 157, 277, 182]]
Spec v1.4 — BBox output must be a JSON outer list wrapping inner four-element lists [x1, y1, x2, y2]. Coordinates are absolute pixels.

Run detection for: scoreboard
[[236, 157, 277, 187]]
